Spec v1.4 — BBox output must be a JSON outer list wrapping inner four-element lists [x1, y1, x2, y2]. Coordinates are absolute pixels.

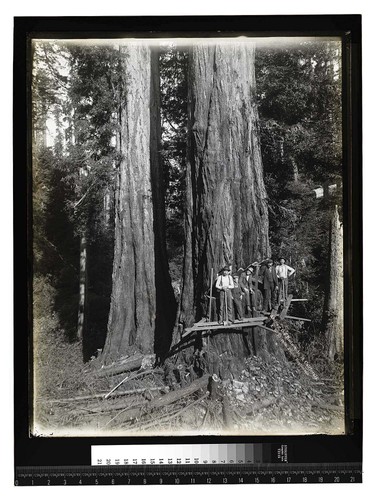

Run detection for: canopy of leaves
[[255, 39, 343, 333]]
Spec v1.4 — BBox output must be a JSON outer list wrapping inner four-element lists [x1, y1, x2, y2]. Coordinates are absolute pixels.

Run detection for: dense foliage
[[159, 46, 188, 284], [255, 40, 342, 336]]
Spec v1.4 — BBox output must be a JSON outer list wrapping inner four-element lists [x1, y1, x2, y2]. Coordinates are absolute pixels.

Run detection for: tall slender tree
[[325, 204, 344, 360]]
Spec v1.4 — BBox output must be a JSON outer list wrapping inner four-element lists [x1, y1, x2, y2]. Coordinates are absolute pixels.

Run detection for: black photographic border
[[14, 14, 362, 475]]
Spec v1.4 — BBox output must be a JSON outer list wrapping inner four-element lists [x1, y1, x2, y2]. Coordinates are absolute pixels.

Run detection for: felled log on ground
[[96, 355, 145, 377], [40, 386, 168, 405], [114, 374, 211, 422]]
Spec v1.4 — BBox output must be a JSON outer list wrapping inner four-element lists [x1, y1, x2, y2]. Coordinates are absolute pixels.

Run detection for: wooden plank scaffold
[[181, 294, 310, 341], [180, 263, 310, 343]]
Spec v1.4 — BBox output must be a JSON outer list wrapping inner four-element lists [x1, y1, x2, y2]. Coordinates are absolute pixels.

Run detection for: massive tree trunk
[[102, 46, 175, 364], [326, 204, 344, 360], [178, 41, 281, 375]]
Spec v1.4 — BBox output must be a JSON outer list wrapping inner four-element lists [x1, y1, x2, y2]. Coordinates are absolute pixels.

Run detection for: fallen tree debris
[[246, 397, 278, 415], [38, 386, 168, 404], [113, 374, 210, 423], [104, 368, 163, 399], [97, 355, 145, 377], [131, 392, 209, 432]]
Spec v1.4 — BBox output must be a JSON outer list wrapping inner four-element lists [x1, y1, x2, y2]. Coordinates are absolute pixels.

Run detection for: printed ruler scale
[[15, 444, 362, 485]]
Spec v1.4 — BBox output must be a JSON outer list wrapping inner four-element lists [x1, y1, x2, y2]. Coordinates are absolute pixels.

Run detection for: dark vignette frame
[[14, 15, 362, 475]]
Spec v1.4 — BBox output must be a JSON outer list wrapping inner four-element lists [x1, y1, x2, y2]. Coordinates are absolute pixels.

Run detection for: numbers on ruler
[[14, 471, 362, 486]]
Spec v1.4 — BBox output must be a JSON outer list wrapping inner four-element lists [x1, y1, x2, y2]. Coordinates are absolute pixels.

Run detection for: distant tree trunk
[[77, 232, 87, 340], [150, 50, 177, 359], [179, 42, 283, 374], [102, 46, 175, 364], [326, 205, 344, 360], [291, 157, 299, 182]]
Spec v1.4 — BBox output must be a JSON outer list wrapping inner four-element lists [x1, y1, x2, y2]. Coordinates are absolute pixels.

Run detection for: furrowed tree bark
[[180, 42, 270, 327], [326, 204, 344, 360], [178, 41, 281, 373], [102, 46, 175, 364]]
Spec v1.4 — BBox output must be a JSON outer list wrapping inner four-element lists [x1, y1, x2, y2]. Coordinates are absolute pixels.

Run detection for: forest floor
[[33, 320, 345, 437]]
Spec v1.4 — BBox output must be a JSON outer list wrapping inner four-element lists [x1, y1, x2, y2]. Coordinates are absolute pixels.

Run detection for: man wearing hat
[[232, 273, 246, 320], [215, 265, 234, 324], [240, 266, 255, 314], [260, 259, 279, 313], [276, 258, 295, 301]]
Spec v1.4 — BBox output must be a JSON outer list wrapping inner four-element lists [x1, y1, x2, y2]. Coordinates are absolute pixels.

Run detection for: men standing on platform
[[215, 265, 234, 324], [240, 266, 255, 314], [276, 258, 295, 302], [260, 259, 279, 313]]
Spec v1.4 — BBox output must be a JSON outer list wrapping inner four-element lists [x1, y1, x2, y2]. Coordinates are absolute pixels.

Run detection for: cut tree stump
[[222, 396, 234, 428]]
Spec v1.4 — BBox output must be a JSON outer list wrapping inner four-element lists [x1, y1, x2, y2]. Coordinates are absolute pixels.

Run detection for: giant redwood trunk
[[326, 205, 344, 360], [179, 41, 282, 374], [102, 46, 175, 364]]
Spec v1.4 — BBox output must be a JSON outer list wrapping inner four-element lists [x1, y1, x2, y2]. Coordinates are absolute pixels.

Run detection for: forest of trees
[[32, 38, 343, 425]]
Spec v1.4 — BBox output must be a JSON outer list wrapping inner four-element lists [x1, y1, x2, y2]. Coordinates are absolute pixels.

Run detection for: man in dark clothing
[[232, 274, 245, 320], [240, 265, 255, 314], [260, 259, 279, 313]]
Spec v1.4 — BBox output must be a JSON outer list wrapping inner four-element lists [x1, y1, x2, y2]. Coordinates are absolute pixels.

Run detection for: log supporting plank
[[279, 294, 293, 320], [285, 315, 312, 322], [181, 319, 266, 339]]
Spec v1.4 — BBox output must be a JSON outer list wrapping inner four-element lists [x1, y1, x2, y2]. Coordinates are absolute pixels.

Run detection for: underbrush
[[33, 275, 87, 433], [31, 277, 345, 436]]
